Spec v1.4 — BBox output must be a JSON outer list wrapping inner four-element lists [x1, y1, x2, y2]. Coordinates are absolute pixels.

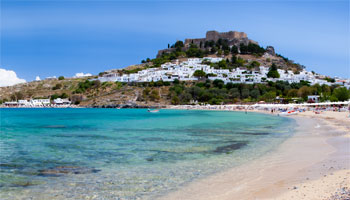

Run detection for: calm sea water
[[0, 108, 294, 199]]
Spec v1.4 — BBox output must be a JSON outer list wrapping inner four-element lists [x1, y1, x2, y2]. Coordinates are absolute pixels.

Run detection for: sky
[[1, 0, 349, 84]]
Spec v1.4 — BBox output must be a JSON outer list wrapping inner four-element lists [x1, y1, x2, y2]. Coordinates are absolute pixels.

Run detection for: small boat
[[148, 109, 159, 113]]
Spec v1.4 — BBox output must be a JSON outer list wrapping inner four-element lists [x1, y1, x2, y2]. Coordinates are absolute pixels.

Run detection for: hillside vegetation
[[1, 76, 349, 107]]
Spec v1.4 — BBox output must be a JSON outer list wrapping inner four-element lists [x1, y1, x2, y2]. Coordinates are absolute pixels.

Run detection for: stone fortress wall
[[157, 30, 258, 57], [206, 30, 247, 41]]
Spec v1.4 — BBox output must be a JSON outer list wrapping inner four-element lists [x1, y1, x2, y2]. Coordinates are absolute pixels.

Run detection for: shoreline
[[1, 107, 349, 199], [158, 111, 350, 200]]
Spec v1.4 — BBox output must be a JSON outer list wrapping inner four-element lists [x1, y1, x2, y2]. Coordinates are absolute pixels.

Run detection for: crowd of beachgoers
[[168, 102, 350, 116]]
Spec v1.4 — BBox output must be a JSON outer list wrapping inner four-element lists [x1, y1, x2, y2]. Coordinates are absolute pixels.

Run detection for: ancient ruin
[[157, 30, 257, 57]]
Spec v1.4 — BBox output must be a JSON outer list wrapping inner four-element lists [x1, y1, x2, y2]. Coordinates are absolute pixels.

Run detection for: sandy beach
[[159, 111, 350, 200]]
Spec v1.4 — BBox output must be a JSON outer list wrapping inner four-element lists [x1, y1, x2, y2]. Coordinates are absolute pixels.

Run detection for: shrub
[[52, 83, 63, 90], [149, 90, 160, 101]]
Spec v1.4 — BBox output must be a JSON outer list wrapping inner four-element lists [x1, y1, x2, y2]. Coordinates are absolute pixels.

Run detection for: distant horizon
[[1, 0, 349, 84]]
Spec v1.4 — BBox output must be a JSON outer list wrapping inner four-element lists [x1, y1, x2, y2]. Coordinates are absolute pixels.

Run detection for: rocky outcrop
[[266, 46, 276, 56]]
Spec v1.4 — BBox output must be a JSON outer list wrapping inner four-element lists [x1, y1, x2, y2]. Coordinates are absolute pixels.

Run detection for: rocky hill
[[0, 77, 173, 107], [0, 30, 317, 107]]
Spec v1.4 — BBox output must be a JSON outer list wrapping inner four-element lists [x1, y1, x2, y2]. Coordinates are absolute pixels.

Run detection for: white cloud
[[74, 72, 92, 78], [0, 68, 26, 87], [35, 76, 41, 81]]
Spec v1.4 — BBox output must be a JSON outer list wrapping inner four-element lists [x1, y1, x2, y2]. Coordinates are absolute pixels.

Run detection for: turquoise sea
[[0, 108, 294, 199]]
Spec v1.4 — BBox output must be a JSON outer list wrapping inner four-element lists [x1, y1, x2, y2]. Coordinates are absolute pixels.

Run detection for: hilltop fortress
[[157, 30, 258, 57], [184, 30, 257, 47]]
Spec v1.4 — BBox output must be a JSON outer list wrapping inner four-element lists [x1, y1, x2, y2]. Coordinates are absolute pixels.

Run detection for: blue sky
[[1, 0, 349, 81]]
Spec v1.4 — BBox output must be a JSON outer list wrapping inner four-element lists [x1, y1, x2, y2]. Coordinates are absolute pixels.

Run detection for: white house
[[307, 95, 320, 103], [30, 99, 50, 106], [53, 98, 71, 105], [18, 100, 30, 106]]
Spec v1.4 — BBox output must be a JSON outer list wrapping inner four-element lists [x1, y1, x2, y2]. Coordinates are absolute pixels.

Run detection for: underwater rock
[[213, 142, 247, 153], [38, 166, 100, 177], [146, 158, 154, 162], [239, 132, 270, 135]]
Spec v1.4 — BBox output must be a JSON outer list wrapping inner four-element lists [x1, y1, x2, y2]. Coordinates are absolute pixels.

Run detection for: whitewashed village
[[3, 56, 349, 108], [98, 57, 350, 87]]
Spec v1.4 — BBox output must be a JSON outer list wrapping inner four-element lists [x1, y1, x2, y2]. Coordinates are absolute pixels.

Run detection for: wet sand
[[159, 111, 350, 200]]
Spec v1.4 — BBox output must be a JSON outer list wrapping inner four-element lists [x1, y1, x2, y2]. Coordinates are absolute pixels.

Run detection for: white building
[[75, 72, 92, 78], [308, 95, 320, 103], [18, 100, 30, 106], [30, 99, 50, 106], [53, 98, 71, 105], [45, 76, 57, 80]]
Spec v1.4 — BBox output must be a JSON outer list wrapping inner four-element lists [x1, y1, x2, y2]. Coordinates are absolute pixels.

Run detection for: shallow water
[[0, 108, 294, 199]]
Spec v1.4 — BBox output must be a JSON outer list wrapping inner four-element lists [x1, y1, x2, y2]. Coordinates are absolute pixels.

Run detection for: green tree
[[236, 57, 245, 67], [218, 60, 227, 69], [143, 87, 151, 96], [50, 94, 59, 100], [210, 46, 217, 54], [229, 88, 240, 98], [333, 87, 350, 101], [12, 92, 25, 100], [208, 98, 222, 105], [231, 46, 238, 54], [173, 79, 180, 84], [217, 49, 222, 56], [250, 89, 261, 99], [287, 89, 298, 97], [325, 77, 335, 83], [267, 63, 280, 78], [231, 55, 237, 64], [297, 86, 312, 100], [58, 76, 64, 80], [224, 50, 230, 56], [213, 79, 224, 89], [260, 91, 276, 102], [193, 70, 206, 78], [329, 95, 338, 102], [241, 88, 250, 99], [249, 61, 260, 69], [60, 93, 69, 98], [171, 95, 180, 105], [174, 41, 184, 48]]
